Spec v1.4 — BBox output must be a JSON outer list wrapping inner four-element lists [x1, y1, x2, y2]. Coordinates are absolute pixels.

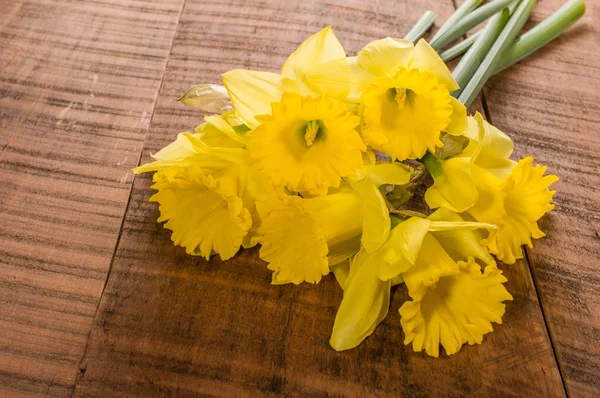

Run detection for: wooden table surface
[[1, 0, 598, 396]]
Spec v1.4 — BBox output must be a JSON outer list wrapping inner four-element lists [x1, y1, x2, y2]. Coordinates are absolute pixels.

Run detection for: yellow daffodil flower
[[468, 157, 559, 264], [400, 258, 512, 357], [256, 162, 412, 285], [221, 27, 369, 193], [359, 39, 467, 160], [150, 167, 253, 260], [307, 37, 467, 160], [330, 214, 508, 355], [424, 112, 516, 212], [249, 93, 365, 194], [134, 116, 273, 260], [256, 191, 363, 285], [222, 26, 348, 129]]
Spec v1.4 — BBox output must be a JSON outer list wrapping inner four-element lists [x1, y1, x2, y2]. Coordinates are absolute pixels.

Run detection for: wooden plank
[[73, 0, 566, 396], [482, 1, 600, 395], [0, 0, 185, 395]]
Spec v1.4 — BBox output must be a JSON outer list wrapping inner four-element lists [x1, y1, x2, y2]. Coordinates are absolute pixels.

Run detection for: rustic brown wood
[[0, 0, 185, 396], [482, 1, 600, 396], [71, 1, 565, 396]]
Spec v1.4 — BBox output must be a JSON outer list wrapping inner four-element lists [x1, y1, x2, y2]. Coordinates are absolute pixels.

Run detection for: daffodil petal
[[411, 39, 459, 91], [353, 162, 413, 186], [133, 133, 244, 174], [445, 97, 468, 135], [330, 259, 350, 290], [425, 157, 479, 213], [468, 164, 507, 222], [355, 181, 390, 253], [222, 69, 297, 128], [328, 235, 361, 268], [357, 37, 414, 77], [330, 248, 392, 351], [377, 218, 431, 281], [204, 114, 247, 147], [474, 113, 517, 179], [281, 26, 346, 93], [193, 120, 245, 149], [347, 56, 374, 101], [427, 208, 496, 265]]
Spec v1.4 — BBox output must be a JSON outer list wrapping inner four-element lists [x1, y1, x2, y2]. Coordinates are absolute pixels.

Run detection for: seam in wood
[[465, 0, 567, 391], [523, 247, 570, 398], [70, 0, 189, 395], [481, 87, 569, 397]]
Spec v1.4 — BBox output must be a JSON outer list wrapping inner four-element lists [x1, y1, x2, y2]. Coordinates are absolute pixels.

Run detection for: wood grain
[[482, 0, 600, 395], [72, 1, 565, 396], [0, 0, 184, 395]]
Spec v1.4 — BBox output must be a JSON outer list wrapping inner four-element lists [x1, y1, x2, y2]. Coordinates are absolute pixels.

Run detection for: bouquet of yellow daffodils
[[134, 0, 584, 357]]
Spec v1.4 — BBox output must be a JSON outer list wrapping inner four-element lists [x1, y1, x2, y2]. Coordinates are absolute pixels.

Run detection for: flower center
[[386, 87, 415, 110], [304, 119, 323, 146]]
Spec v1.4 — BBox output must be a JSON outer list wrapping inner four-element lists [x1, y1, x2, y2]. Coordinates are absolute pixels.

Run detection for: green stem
[[439, 1, 520, 62], [431, 0, 483, 42], [494, 0, 586, 74], [452, 8, 510, 95], [458, 0, 537, 107], [430, 0, 518, 51], [440, 31, 481, 63], [404, 11, 438, 43], [421, 152, 443, 179]]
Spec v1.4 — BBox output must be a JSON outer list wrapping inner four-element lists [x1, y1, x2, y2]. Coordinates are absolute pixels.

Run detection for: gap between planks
[[71, 0, 190, 395]]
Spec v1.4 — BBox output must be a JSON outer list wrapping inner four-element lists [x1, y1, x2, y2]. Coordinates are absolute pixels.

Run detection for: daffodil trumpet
[[132, 3, 580, 357]]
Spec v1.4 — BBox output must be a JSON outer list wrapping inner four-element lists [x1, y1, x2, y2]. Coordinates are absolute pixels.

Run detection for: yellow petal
[[133, 133, 245, 174], [400, 261, 512, 357], [178, 84, 233, 113], [468, 164, 507, 223], [330, 259, 350, 290], [330, 248, 392, 351], [303, 57, 351, 98], [347, 56, 375, 101], [222, 69, 297, 128], [445, 97, 468, 135], [281, 26, 346, 94], [357, 37, 414, 77], [354, 181, 390, 253], [400, 233, 458, 299], [428, 208, 495, 265], [150, 168, 252, 260], [377, 218, 431, 281], [203, 114, 247, 147], [352, 162, 413, 186], [474, 113, 516, 179], [425, 156, 479, 213], [411, 39, 459, 91], [193, 121, 244, 149], [328, 235, 361, 268]]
